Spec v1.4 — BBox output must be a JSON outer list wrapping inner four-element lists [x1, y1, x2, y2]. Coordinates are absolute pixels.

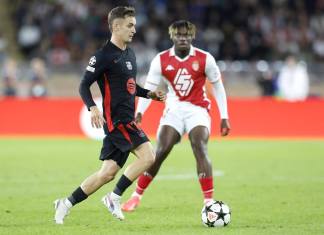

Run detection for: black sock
[[113, 174, 133, 196], [68, 186, 88, 206]]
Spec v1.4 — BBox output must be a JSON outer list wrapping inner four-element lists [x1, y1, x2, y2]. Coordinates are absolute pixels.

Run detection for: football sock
[[131, 191, 142, 198], [67, 186, 88, 206], [113, 174, 133, 196], [64, 198, 73, 209], [135, 173, 153, 196], [199, 176, 214, 200], [110, 191, 121, 200]]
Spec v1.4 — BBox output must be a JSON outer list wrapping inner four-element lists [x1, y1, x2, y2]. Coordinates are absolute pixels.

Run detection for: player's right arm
[[135, 54, 163, 124], [79, 51, 107, 128], [205, 53, 230, 136]]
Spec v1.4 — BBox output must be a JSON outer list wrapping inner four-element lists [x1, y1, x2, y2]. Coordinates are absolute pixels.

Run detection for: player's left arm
[[136, 84, 165, 101], [205, 53, 230, 136]]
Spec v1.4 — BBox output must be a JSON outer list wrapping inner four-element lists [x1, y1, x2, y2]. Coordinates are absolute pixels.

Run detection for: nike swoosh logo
[[114, 57, 122, 63]]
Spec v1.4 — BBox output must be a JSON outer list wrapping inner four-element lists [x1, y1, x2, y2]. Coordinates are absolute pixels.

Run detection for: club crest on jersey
[[192, 61, 199, 71], [89, 56, 96, 66], [126, 61, 132, 70]]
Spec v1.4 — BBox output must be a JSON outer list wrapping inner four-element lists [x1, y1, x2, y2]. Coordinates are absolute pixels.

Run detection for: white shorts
[[158, 102, 211, 136]]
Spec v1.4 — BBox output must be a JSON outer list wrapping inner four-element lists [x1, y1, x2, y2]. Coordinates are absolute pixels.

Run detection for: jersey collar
[[170, 45, 195, 56], [169, 45, 195, 58]]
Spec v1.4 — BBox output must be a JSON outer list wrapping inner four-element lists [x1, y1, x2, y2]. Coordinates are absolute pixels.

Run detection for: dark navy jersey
[[79, 40, 150, 134]]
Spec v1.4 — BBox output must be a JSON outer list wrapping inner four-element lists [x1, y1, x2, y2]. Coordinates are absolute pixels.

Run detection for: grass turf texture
[[0, 138, 323, 235]]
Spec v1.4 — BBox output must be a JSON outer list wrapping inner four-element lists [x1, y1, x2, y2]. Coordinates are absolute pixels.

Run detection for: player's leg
[[103, 141, 155, 220], [122, 125, 180, 211], [54, 159, 120, 224], [188, 126, 214, 204], [184, 105, 214, 204], [147, 126, 180, 176], [136, 126, 180, 194], [126, 141, 156, 180], [110, 141, 156, 200]]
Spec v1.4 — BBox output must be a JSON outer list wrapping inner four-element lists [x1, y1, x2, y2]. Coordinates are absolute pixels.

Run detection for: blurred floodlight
[[256, 60, 269, 72], [231, 61, 243, 72], [217, 60, 227, 72]]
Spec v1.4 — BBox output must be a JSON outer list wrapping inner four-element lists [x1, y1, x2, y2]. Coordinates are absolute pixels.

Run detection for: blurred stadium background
[[0, 0, 324, 97], [0, 1, 324, 235], [0, 0, 324, 137]]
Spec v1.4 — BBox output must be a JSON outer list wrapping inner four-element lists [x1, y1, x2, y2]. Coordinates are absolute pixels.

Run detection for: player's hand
[[148, 91, 166, 102], [90, 106, 106, 128], [220, 119, 230, 136], [135, 112, 142, 124]]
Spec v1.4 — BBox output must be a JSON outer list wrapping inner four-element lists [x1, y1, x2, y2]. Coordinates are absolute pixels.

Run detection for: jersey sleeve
[[205, 53, 221, 83], [136, 55, 162, 114], [79, 51, 108, 110], [211, 79, 229, 119], [145, 54, 163, 87]]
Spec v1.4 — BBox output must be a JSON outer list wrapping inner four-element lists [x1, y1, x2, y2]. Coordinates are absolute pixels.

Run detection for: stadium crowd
[[11, 0, 324, 66]]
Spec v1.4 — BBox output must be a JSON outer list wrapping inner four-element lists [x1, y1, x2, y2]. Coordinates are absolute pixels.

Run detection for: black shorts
[[99, 121, 149, 167]]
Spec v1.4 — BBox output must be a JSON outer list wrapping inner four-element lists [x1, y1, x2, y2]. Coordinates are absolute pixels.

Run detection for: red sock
[[135, 173, 153, 195], [199, 176, 214, 200]]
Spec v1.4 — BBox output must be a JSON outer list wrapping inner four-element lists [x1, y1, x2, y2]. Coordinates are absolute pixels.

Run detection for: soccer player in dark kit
[[54, 6, 165, 224]]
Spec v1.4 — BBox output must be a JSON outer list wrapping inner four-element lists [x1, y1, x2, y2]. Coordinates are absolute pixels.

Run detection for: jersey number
[[173, 68, 194, 96]]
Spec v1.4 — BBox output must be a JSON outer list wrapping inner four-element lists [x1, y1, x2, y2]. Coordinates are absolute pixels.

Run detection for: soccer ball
[[201, 200, 231, 227]]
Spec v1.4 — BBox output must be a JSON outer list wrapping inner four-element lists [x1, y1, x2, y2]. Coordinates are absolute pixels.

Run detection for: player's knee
[[97, 170, 115, 183]]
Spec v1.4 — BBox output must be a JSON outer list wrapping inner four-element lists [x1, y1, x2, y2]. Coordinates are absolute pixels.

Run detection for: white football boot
[[102, 192, 125, 220], [54, 198, 71, 224]]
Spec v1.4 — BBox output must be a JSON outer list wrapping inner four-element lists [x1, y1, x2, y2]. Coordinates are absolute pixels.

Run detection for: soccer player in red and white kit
[[122, 20, 230, 212]]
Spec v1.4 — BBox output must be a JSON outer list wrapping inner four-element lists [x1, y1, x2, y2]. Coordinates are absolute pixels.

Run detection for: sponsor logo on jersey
[[192, 60, 199, 71], [127, 78, 136, 95], [174, 68, 194, 96], [165, 65, 174, 71], [126, 61, 132, 70], [89, 56, 96, 66]]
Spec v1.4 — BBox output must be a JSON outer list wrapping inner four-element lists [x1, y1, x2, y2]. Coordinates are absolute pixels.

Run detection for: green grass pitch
[[0, 138, 324, 235]]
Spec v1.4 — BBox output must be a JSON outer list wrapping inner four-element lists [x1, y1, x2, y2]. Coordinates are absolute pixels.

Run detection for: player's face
[[172, 27, 193, 51], [115, 16, 136, 43]]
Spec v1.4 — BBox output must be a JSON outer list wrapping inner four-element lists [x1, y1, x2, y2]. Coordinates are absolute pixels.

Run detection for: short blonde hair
[[168, 20, 196, 39]]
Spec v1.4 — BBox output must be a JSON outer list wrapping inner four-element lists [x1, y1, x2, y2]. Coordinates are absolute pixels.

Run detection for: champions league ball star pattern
[[201, 200, 231, 227]]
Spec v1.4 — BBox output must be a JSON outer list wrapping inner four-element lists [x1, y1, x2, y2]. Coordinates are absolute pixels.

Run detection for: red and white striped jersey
[[146, 46, 221, 110]]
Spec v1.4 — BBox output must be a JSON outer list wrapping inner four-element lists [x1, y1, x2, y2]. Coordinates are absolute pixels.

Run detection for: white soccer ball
[[201, 200, 231, 227]]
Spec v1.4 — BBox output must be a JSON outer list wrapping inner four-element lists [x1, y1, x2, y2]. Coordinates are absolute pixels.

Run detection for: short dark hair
[[108, 6, 136, 32], [169, 20, 196, 38]]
